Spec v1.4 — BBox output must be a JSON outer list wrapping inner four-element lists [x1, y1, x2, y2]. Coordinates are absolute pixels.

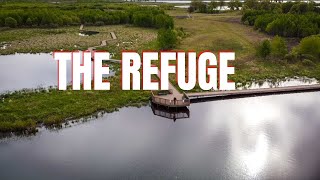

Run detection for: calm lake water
[[1, 92, 320, 179], [0, 54, 114, 93], [1, 54, 320, 179]]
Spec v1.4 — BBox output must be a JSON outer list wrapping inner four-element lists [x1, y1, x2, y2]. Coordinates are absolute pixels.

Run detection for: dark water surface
[[1, 92, 320, 179]]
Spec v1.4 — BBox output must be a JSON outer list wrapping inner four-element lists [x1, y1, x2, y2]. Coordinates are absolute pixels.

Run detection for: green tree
[[208, 0, 218, 13], [157, 28, 177, 50], [219, 0, 225, 10], [191, 0, 203, 11], [5, 17, 17, 28], [199, 3, 208, 13], [235, 0, 242, 10], [244, 0, 258, 9], [256, 39, 271, 58], [270, 36, 288, 58], [26, 17, 33, 26], [295, 35, 320, 60], [154, 14, 174, 29], [229, 0, 236, 11]]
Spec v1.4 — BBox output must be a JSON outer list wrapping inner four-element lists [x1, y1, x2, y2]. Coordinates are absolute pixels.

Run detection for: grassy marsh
[[0, 25, 157, 56]]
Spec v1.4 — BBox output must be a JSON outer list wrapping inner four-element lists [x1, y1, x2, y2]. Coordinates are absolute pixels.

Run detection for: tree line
[[0, 3, 174, 29], [188, 0, 242, 14], [256, 35, 320, 63], [242, 2, 320, 38]]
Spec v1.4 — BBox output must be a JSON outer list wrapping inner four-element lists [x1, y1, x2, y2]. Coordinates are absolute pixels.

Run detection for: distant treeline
[[242, 2, 320, 38], [0, 3, 174, 28], [188, 0, 242, 14]]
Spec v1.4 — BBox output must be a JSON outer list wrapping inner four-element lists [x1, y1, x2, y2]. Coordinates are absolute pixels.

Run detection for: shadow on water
[[150, 102, 190, 122]]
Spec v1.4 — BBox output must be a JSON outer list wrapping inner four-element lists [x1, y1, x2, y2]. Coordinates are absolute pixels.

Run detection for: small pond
[[79, 30, 100, 36], [0, 53, 115, 93]]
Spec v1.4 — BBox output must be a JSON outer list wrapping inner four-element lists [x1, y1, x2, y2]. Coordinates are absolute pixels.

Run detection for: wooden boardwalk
[[151, 70, 191, 107], [187, 84, 320, 99], [79, 56, 320, 107], [110, 32, 117, 40], [100, 40, 107, 46]]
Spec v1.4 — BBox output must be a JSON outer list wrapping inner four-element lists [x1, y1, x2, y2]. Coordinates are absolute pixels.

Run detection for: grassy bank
[[0, 75, 150, 133]]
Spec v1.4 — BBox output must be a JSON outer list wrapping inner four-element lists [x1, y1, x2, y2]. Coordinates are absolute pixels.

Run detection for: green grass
[[0, 76, 150, 133]]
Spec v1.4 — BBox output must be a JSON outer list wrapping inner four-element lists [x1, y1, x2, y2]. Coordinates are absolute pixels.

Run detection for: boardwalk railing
[[151, 91, 191, 107]]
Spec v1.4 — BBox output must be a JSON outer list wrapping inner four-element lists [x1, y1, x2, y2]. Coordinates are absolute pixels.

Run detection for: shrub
[[5, 17, 17, 28], [26, 17, 33, 26], [282, 2, 295, 13], [244, 0, 258, 9], [256, 39, 271, 58], [95, 21, 104, 26], [254, 13, 275, 31], [295, 35, 320, 61], [157, 28, 177, 50], [289, 2, 313, 14], [132, 13, 153, 27], [154, 14, 174, 29], [301, 59, 316, 67], [284, 53, 298, 63], [270, 36, 287, 58], [198, 3, 208, 13]]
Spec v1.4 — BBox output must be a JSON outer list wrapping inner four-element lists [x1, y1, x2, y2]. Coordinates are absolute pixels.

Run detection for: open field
[[167, 9, 320, 89], [0, 25, 157, 57]]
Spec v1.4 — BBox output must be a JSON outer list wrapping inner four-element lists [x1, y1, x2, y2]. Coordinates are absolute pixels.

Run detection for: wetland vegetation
[[0, 0, 319, 133]]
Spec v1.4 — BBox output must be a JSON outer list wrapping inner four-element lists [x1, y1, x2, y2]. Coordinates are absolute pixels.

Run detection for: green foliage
[[154, 14, 174, 29], [270, 36, 287, 58], [245, 10, 320, 38], [256, 36, 288, 59], [229, 0, 236, 10], [5, 17, 17, 28], [256, 39, 271, 58], [0, 3, 174, 29], [295, 35, 320, 61], [241, 10, 267, 25], [157, 28, 177, 50], [244, 0, 258, 9], [209, 0, 218, 10], [219, 0, 226, 10], [282, 2, 295, 13], [190, 0, 203, 11], [207, 1, 220, 14], [132, 13, 153, 27], [254, 13, 275, 31], [289, 2, 314, 14], [301, 59, 316, 67], [199, 3, 208, 13], [26, 17, 32, 26]]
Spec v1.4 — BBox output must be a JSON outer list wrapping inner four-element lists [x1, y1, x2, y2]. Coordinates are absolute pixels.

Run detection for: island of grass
[[0, 1, 319, 134]]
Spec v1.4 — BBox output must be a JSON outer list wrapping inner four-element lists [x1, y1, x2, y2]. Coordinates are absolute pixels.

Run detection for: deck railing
[[151, 91, 191, 107]]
